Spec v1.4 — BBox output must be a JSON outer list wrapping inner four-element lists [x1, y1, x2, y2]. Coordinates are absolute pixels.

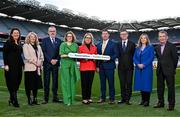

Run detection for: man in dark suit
[[96, 30, 117, 104], [41, 26, 62, 104], [117, 30, 136, 105], [154, 31, 178, 111]]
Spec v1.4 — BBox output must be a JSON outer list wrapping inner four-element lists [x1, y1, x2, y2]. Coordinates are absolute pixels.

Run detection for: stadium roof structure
[[1, 0, 180, 32]]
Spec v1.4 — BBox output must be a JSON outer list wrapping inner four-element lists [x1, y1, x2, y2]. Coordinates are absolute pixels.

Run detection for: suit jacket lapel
[[126, 41, 130, 52], [48, 37, 54, 48], [162, 42, 169, 56]]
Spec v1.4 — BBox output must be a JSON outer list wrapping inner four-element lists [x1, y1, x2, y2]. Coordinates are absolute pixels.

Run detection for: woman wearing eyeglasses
[[78, 33, 97, 104], [59, 31, 80, 106]]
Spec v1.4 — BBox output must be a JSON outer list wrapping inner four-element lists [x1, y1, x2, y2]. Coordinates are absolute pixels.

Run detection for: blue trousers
[[43, 64, 59, 101], [99, 68, 115, 101]]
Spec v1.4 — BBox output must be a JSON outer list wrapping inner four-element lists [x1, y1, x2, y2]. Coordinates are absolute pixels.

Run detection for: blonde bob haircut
[[25, 32, 39, 45], [82, 33, 95, 45]]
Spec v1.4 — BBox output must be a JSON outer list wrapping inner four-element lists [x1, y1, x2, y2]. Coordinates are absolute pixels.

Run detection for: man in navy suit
[[97, 30, 117, 104], [41, 26, 62, 104]]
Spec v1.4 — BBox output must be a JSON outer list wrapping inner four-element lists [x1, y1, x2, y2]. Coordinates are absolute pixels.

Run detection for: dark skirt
[[4, 67, 22, 92], [24, 71, 43, 90]]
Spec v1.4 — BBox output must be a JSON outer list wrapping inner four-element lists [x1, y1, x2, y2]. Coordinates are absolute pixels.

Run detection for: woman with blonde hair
[[59, 31, 80, 106], [133, 33, 154, 107], [23, 32, 44, 105], [78, 33, 97, 104]]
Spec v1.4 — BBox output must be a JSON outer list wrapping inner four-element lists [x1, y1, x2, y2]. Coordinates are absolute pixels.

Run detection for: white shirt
[[50, 37, 55, 44], [122, 39, 128, 47]]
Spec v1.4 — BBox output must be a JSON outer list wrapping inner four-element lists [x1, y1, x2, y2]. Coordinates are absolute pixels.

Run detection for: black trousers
[[118, 69, 133, 101], [80, 71, 95, 100], [157, 69, 175, 106], [141, 91, 151, 102], [25, 89, 37, 100]]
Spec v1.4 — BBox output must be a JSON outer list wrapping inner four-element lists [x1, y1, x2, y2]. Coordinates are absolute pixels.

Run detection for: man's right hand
[[96, 67, 100, 73], [4, 65, 9, 71], [51, 59, 57, 65]]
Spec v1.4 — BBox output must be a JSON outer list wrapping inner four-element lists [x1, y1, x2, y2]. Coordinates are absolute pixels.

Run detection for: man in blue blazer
[[97, 30, 117, 104], [41, 26, 62, 104]]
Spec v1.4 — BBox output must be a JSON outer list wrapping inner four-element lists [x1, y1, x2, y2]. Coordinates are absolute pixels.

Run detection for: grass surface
[[0, 69, 180, 116]]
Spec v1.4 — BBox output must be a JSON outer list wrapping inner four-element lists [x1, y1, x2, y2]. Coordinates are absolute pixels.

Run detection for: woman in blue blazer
[[133, 33, 154, 107]]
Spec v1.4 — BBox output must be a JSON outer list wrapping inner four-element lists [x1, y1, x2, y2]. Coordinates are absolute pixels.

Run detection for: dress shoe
[[143, 101, 149, 107], [52, 98, 63, 103], [153, 103, 164, 108], [167, 105, 174, 111], [88, 99, 93, 103], [42, 101, 48, 104], [126, 101, 132, 105], [82, 100, 90, 105], [109, 100, 115, 104], [28, 98, 33, 106], [139, 100, 145, 105], [117, 100, 126, 104], [97, 99, 105, 103]]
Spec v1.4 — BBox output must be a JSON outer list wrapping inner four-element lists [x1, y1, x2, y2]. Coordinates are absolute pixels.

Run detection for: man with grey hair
[[41, 26, 62, 104], [154, 30, 178, 111]]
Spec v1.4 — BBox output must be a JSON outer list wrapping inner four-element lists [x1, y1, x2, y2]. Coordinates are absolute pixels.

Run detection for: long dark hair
[[9, 27, 21, 44]]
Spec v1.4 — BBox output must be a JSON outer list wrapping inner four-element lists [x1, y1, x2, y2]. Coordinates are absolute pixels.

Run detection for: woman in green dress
[[60, 31, 80, 106]]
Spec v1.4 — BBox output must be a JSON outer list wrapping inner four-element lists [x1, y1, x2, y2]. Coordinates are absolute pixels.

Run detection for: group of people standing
[[2, 26, 178, 111]]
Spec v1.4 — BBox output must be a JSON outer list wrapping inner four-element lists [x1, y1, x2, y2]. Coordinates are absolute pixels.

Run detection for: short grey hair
[[158, 30, 168, 36]]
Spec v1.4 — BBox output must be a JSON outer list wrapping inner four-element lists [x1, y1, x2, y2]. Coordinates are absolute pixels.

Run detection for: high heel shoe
[[13, 97, 20, 107], [8, 100, 13, 106], [28, 98, 33, 106], [32, 98, 40, 105]]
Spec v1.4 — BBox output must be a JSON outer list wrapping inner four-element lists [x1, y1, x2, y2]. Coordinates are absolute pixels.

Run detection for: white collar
[[122, 39, 128, 43], [103, 39, 109, 44]]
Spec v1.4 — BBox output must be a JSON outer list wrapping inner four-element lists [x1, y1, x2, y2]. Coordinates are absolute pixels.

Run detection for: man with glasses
[[41, 26, 62, 104]]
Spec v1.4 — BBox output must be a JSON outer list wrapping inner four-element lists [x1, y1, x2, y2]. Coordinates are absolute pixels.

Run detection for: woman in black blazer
[[3, 28, 24, 107]]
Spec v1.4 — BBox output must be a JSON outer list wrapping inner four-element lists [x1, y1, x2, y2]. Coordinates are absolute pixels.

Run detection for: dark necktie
[[123, 41, 126, 51], [52, 38, 56, 47]]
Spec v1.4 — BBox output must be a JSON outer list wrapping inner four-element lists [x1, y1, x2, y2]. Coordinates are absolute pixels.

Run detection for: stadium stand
[[0, 0, 179, 68]]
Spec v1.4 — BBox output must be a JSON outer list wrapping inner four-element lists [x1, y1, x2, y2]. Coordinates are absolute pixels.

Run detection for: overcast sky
[[37, 0, 180, 22]]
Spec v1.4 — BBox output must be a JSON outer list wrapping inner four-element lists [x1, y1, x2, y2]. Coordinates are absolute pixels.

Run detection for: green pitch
[[0, 69, 180, 116]]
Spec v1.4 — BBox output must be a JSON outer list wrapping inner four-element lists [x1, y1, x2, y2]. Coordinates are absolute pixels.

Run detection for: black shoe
[[118, 100, 126, 104], [52, 98, 63, 103], [11, 92, 19, 108], [97, 99, 105, 103], [42, 101, 48, 104], [109, 100, 115, 104], [126, 101, 132, 105], [82, 100, 90, 105], [143, 101, 149, 107], [153, 102, 164, 108], [167, 105, 174, 111], [28, 98, 33, 106], [13, 100, 20, 108], [139, 100, 145, 105], [32, 98, 40, 105], [8, 100, 13, 106]]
